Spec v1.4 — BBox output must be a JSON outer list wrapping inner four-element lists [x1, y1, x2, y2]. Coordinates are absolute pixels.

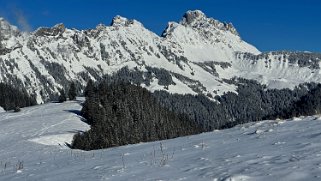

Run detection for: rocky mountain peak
[[0, 17, 20, 40], [179, 10, 239, 36], [181, 10, 206, 25], [0, 11, 263, 104], [34, 23, 65, 37], [111, 15, 136, 27]]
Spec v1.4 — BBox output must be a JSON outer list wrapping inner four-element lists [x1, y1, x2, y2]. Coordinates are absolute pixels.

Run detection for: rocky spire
[[180, 10, 207, 25], [179, 10, 239, 36], [111, 15, 135, 27]]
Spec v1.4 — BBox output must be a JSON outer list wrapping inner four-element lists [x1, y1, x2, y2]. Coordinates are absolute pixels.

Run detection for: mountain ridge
[[0, 10, 320, 103]]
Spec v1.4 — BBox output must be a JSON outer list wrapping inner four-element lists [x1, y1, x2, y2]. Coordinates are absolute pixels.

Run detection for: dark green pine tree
[[84, 79, 95, 97], [58, 89, 67, 103], [68, 82, 77, 100]]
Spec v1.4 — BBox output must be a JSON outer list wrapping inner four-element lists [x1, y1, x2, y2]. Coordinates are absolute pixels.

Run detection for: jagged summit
[[179, 10, 239, 36], [111, 15, 128, 26], [34, 23, 66, 37], [181, 10, 207, 25], [110, 15, 138, 27]]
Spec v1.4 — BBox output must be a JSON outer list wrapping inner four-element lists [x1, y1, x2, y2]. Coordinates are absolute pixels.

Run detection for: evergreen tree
[[68, 82, 77, 100], [84, 79, 95, 97], [58, 89, 66, 103]]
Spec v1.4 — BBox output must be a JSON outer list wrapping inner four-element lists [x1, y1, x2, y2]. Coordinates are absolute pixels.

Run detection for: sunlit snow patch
[[0, 106, 5, 113], [29, 134, 75, 148]]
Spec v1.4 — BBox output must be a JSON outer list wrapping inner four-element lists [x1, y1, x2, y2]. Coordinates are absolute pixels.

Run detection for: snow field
[[1, 99, 321, 180]]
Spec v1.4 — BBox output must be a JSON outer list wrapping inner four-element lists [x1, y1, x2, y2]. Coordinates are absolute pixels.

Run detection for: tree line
[[0, 83, 37, 111]]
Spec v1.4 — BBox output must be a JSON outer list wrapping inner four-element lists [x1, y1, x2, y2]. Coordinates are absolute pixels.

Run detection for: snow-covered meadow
[[1, 99, 321, 180]]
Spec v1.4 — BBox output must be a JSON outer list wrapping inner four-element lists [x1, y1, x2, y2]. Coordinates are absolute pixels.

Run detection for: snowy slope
[[1, 10, 321, 104], [2, 99, 321, 180], [162, 10, 260, 62], [232, 52, 321, 89]]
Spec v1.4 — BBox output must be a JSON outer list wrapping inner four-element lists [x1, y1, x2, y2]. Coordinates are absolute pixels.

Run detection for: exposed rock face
[[180, 10, 239, 36], [224, 22, 239, 36], [181, 10, 206, 25], [111, 16, 135, 27], [35, 23, 66, 37]]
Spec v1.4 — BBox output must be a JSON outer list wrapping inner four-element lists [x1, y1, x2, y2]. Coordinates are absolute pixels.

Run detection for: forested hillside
[[9, 63, 320, 150], [154, 78, 316, 130], [72, 70, 321, 150], [0, 83, 37, 111], [72, 81, 202, 150]]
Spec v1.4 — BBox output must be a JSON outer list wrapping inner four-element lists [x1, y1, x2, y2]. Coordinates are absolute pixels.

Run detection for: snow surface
[[2, 99, 321, 180], [0, 106, 5, 113]]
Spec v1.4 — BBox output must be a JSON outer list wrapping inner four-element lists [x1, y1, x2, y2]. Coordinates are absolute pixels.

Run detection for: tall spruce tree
[[58, 89, 66, 103], [68, 82, 77, 100], [84, 79, 95, 97]]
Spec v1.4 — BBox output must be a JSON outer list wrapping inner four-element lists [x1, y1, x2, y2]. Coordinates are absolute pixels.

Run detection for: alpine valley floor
[[1, 99, 321, 180]]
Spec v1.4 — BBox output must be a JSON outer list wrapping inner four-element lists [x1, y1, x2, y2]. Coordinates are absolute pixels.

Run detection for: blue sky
[[0, 0, 320, 52]]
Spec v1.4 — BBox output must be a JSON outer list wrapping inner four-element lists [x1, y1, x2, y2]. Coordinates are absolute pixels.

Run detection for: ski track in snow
[[1, 99, 321, 180]]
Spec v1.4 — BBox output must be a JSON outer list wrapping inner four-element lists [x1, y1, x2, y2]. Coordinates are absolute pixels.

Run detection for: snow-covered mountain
[[1, 98, 321, 180], [0, 10, 320, 103]]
